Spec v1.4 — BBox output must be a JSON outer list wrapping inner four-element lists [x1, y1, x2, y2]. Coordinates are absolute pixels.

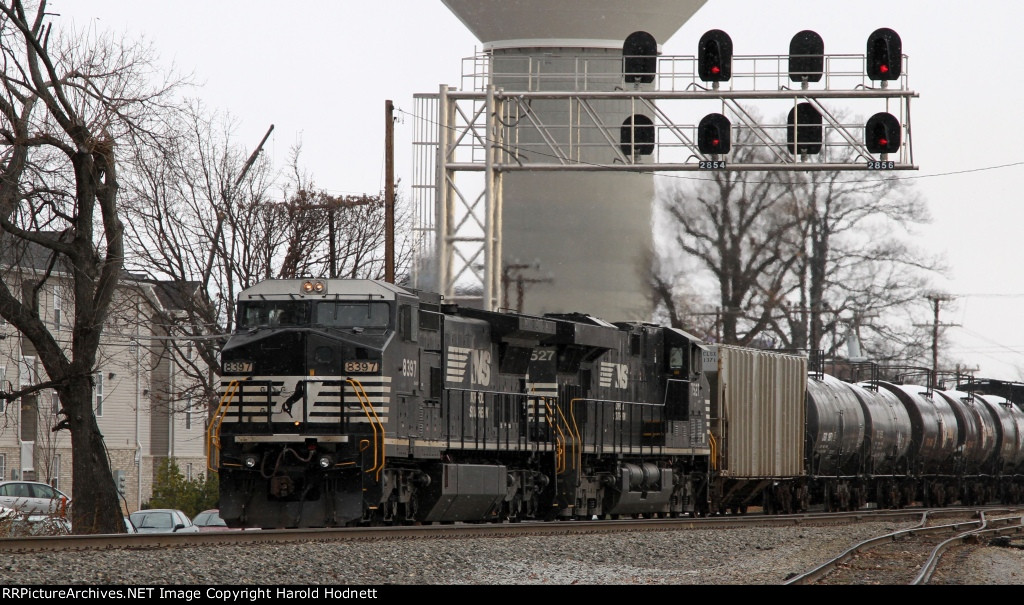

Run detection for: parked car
[[0, 480, 70, 516], [128, 509, 200, 534], [123, 516, 138, 533], [192, 509, 237, 532]]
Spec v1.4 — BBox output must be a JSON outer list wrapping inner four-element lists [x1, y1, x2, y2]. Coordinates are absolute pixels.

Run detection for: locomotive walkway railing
[[442, 387, 670, 463]]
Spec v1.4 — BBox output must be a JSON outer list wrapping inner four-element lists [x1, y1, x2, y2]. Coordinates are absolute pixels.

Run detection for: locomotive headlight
[[318, 455, 333, 469], [300, 280, 326, 294], [243, 454, 259, 469]]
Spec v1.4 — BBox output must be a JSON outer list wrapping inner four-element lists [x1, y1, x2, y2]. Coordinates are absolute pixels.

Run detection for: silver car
[[0, 481, 70, 516], [128, 509, 200, 534]]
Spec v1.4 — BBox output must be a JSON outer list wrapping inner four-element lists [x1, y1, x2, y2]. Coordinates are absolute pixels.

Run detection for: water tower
[[436, 0, 708, 320]]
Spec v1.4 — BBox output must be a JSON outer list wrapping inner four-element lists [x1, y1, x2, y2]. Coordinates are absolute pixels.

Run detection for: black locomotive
[[210, 278, 1024, 528]]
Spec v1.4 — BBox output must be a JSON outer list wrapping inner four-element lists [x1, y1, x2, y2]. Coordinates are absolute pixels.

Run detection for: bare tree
[[767, 151, 945, 364], [120, 102, 274, 415], [0, 1, 185, 533], [121, 111, 414, 421], [653, 121, 946, 365], [654, 130, 800, 346]]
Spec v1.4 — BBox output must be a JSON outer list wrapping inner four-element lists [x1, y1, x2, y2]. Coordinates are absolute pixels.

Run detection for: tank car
[[872, 382, 960, 505], [211, 278, 717, 528], [804, 374, 913, 511], [960, 385, 1024, 504]]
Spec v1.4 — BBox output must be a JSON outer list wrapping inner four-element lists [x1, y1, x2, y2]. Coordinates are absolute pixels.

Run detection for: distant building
[[0, 236, 209, 513]]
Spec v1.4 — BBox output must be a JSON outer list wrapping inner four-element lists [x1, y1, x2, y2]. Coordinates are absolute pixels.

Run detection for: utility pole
[[385, 100, 395, 284], [501, 262, 552, 313], [300, 197, 373, 278], [923, 292, 955, 387]]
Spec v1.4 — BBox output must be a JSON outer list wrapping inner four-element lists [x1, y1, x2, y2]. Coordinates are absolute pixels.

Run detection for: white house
[[0, 238, 210, 513]]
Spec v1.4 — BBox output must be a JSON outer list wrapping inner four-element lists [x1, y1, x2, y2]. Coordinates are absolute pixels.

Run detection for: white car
[[128, 509, 200, 534], [0, 481, 71, 516]]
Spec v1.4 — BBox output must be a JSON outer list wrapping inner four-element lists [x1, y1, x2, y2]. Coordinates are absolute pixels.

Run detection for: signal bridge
[[411, 28, 916, 310]]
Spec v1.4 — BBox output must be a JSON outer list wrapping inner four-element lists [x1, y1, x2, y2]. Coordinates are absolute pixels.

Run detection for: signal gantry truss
[[411, 32, 918, 310]]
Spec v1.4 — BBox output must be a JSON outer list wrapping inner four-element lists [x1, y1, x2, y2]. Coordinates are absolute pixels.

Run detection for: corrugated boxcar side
[[705, 346, 807, 478]]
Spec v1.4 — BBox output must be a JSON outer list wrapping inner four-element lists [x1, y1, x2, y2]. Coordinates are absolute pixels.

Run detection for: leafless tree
[[0, 1, 185, 533], [767, 150, 945, 364], [654, 129, 800, 346], [120, 108, 414, 420], [652, 120, 946, 366], [120, 102, 275, 416]]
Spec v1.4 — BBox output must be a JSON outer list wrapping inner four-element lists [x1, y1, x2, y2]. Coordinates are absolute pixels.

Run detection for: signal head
[[865, 112, 901, 154], [698, 29, 733, 83], [866, 28, 902, 81]]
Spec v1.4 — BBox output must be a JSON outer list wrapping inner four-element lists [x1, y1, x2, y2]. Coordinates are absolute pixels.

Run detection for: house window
[[19, 355, 35, 387], [0, 366, 5, 413], [51, 454, 60, 490], [0, 455, 5, 484], [93, 372, 104, 417], [53, 291, 62, 331], [185, 396, 193, 430], [185, 462, 194, 481], [51, 391, 60, 416]]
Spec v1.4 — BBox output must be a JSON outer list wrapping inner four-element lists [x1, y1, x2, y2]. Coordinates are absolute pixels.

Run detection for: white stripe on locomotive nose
[[218, 375, 392, 423]]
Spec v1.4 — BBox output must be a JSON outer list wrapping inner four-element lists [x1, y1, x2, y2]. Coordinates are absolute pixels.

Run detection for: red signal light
[[879, 64, 889, 74], [711, 65, 721, 75], [711, 138, 721, 147]]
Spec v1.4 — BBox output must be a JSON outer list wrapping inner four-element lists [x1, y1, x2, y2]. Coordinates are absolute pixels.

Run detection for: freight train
[[208, 278, 1024, 528]]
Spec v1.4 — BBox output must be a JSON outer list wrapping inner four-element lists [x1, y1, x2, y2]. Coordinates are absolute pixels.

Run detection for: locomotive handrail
[[708, 431, 718, 471], [567, 398, 588, 472], [544, 399, 568, 474], [551, 399, 582, 474], [347, 378, 386, 480], [207, 378, 247, 473]]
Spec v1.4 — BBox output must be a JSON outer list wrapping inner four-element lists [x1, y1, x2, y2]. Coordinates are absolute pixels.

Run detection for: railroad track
[[0, 506, 1011, 555], [784, 509, 1024, 585]]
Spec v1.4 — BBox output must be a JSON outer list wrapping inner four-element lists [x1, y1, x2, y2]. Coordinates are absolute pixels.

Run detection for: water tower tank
[[442, 0, 707, 320]]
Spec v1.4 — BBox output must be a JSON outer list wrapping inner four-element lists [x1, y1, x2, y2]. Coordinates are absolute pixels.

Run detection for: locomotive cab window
[[314, 301, 390, 328], [669, 347, 684, 371], [237, 301, 311, 329], [399, 304, 418, 341]]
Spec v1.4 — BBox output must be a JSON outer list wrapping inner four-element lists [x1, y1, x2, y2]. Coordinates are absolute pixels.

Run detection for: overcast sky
[[51, 1, 1024, 380]]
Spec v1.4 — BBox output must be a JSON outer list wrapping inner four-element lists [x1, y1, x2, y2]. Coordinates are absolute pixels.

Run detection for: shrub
[[144, 458, 219, 518]]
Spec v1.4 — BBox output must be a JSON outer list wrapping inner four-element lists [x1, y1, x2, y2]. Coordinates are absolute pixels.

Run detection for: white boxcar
[[702, 345, 808, 479]]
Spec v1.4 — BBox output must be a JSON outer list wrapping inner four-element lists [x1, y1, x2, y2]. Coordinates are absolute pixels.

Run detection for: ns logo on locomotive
[[211, 279, 1024, 528]]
